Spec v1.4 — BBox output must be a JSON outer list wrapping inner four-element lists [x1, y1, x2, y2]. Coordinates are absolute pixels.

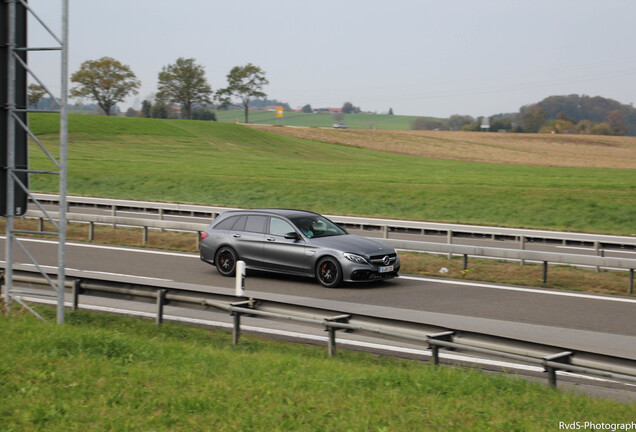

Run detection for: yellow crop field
[[250, 125, 636, 170]]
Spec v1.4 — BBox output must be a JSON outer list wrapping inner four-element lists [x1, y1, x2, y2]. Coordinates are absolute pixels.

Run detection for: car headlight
[[343, 252, 369, 265]]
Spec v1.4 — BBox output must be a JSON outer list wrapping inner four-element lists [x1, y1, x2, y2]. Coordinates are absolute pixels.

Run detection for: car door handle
[[266, 237, 276, 242], [232, 234, 241, 238]]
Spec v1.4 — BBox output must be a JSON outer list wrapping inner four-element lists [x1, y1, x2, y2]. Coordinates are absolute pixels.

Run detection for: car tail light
[[201, 232, 209, 240]]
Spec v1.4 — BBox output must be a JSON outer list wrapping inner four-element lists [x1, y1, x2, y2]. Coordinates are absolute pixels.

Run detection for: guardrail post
[[324, 314, 351, 357], [89, 221, 94, 241], [520, 236, 525, 266], [196, 231, 201, 250], [230, 301, 254, 345], [159, 208, 164, 233], [111, 205, 117, 229], [232, 312, 241, 345], [542, 261, 548, 284], [143, 226, 148, 245], [382, 225, 389, 239], [447, 230, 453, 259], [462, 254, 468, 271], [543, 351, 573, 387], [427, 331, 454, 365], [72, 279, 81, 311], [629, 269, 634, 295], [595, 242, 601, 272], [156, 289, 167, 325]]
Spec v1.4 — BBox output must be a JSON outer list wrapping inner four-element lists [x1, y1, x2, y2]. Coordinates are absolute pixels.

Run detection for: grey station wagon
[[200, 209, 400, 287]]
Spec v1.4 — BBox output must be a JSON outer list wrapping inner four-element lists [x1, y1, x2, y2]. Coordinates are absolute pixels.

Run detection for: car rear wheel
[[215, 246, 238, 277], [316, 257, 342, 288]]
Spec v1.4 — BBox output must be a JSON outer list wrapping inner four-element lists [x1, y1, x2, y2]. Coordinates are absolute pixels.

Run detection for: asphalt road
[[3, 236, 636, 360]]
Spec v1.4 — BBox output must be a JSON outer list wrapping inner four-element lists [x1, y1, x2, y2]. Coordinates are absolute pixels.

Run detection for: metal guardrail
[[6, 266, 636, 389], [23, 209, 636, 293], [31, 193, 636, 248]]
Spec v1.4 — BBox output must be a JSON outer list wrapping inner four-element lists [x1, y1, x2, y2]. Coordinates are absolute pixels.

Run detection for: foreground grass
[[1, 308, 634, 432], [27, 114, 636, 235]]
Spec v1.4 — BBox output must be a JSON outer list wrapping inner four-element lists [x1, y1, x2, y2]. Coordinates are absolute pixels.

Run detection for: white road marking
[[1, 236, 198, 258], [399, 275, 636, 304]]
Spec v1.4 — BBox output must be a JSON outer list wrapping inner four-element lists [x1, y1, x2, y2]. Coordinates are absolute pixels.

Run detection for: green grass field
[[1, 309, 634, 431], [27, 113, 636, 235]]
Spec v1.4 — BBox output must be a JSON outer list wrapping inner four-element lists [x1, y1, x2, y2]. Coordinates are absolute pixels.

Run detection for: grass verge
[[1, 307, 634, 432]]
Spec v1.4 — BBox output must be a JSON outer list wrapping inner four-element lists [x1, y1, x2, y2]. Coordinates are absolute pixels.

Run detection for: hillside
[[26, 114, 636, 235]]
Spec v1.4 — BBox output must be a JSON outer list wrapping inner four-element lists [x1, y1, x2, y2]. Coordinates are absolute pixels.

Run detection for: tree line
[[59, 56, 268, 124], [412, 95, 635, 136]]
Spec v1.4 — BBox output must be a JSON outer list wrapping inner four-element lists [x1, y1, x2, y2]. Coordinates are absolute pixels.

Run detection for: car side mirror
[[284, 232, 301, 240]]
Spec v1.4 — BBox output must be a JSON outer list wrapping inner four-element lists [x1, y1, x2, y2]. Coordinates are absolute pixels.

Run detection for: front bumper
[[341, 257, 401, 283]]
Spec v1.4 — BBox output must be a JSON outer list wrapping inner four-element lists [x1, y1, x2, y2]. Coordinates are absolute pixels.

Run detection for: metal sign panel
[[0, 0, 29, 216]]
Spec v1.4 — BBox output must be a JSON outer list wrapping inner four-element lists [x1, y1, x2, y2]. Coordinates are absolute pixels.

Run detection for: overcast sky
[[25, 0, 636, 117]]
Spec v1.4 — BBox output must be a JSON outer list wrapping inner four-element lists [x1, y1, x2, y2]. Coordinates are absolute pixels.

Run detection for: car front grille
[[369, 253, 397, 265]]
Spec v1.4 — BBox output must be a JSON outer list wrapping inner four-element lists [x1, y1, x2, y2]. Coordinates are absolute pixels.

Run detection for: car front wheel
[[215, 246, 238, 277], [316, 257, 342, 288]]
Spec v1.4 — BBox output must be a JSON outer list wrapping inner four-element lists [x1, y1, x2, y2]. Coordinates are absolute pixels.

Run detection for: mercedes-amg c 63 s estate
[[200, 209, 400, 287]]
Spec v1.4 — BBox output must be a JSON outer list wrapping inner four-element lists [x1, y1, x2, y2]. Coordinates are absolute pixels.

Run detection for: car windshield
[[290, 215, 346, 239]]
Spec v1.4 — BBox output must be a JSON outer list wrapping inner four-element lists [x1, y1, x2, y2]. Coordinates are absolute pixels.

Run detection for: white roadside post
[[235, 260, 246, 297], [232, 260, 247, 344]]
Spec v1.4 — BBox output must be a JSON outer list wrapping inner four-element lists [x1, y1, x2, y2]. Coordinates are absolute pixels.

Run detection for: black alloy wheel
[[316, 257, 343, 288], [215, 246, 238, 277]]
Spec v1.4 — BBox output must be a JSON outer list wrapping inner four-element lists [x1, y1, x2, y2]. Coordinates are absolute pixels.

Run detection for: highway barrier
[[4, 265, 636, 389]]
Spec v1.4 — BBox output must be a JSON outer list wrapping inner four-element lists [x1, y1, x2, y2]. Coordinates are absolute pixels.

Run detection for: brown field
[[249, 125, 636, 169]]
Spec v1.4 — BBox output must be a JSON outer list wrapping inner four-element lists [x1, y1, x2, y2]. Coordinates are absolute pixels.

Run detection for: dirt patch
[[249, 125, 636, 169]]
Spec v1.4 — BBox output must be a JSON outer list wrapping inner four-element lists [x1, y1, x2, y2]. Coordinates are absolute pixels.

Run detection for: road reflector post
[[235, 260, 246, 297]]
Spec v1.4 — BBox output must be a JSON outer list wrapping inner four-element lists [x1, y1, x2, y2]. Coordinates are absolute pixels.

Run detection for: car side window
[[214, 216, 237, 230], [269, 217, 295, 237], [231, 215, 247, 231], [245, 215, 267, 233]]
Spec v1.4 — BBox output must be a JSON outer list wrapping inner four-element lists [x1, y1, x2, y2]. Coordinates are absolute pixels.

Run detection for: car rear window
[[231, 215, 247, 231], [214, 216, 238, 230]]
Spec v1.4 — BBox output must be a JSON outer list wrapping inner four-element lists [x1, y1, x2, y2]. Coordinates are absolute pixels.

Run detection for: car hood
[[309, 234, 395, 257]]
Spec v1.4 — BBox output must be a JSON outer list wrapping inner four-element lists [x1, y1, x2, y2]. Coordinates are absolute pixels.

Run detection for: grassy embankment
[[1, 308, 634, 431], [28, 113, 636, 235], [17, 113, 636, 295]]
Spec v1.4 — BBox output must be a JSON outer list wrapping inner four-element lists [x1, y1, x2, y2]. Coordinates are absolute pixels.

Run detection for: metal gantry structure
[[3, 0, 68, 323]]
